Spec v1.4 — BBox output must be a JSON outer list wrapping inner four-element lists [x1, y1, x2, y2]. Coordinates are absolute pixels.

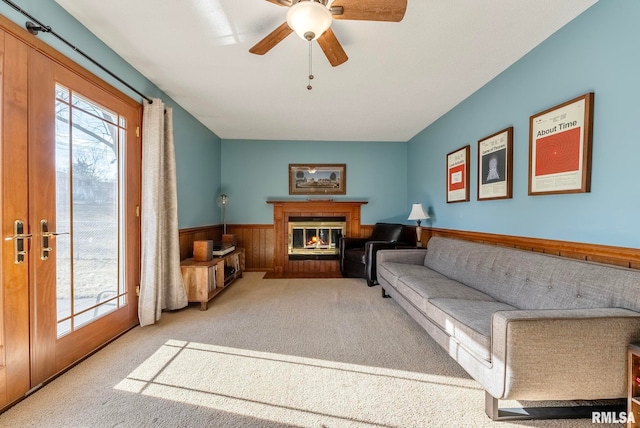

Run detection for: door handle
[[4, 220, 32, 264], [40, 219, 69, 260]]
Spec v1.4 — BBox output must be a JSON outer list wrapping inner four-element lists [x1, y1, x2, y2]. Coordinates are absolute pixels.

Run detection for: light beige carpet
[[0, 273, 622, 427]]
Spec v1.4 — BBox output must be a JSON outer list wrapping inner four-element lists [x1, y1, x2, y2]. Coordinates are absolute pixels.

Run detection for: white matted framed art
[[478, 127, 513, 201], [446, 145, 470, 203], [528, 93, 594, 195]]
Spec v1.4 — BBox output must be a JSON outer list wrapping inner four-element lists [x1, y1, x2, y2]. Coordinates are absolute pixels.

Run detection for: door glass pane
[[55, 85, 70, 102], [55, 95, 72, 322], [55, 84, 127, 337], [72, 92, 118, 126]]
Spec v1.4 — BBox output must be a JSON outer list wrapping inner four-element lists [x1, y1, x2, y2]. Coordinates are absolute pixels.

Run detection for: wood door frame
[[0, 28, 31, 408], [28, 46, 142, 385], [0, 13, 142, 408], [0, 14, 141, 111]]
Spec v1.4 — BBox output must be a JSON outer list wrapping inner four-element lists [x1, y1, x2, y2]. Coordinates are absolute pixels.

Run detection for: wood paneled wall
[[178, 225, 223, 261], [180, 224, 639, 272], [179, 223, 371, 272], [359, 224, 374, 238], [226, 224, 274, 272], [230, 223, 372, 272]]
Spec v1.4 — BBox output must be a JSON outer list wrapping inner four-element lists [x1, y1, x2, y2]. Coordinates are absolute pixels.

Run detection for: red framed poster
[[446, 145, 470, 203], [528, 93, 594, 195]]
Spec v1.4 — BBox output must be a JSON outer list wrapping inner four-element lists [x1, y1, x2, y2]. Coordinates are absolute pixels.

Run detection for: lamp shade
[[408, 203, 429, 221], [286, 1, 332, 41]]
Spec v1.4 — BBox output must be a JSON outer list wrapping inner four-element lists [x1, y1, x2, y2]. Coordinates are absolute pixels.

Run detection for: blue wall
[[221, 140, 408, 225], [8, 0, 638, 247], [407, 0, 640, 249], [0, 0, 222, 229]]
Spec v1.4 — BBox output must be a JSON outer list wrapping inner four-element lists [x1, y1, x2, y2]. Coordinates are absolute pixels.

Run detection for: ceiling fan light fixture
[[286, 1, 332, 41]]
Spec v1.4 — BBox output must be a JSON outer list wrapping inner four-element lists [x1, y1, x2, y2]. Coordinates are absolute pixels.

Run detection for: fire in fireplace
[[288, 216, 346, 260]]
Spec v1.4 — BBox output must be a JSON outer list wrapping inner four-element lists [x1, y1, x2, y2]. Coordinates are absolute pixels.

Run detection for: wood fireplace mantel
[[267, 200, 368, 274]]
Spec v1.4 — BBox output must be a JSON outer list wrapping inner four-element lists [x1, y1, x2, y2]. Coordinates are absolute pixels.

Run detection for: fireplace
[[288, 216, 346, 260], [267, 199, 367, 274]]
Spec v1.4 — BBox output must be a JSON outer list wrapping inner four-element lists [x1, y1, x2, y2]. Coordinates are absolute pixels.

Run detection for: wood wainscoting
[[226, 224, 275, 272], [178, 225, 223, 261], [179, 217, 372, 273], [180, 224, 638, 273], [420, 227, 640, 270], [179, 224, 275, 272]]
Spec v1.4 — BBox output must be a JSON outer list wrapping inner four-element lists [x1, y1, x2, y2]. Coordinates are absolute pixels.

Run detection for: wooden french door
[[0, 19, 141, 410]]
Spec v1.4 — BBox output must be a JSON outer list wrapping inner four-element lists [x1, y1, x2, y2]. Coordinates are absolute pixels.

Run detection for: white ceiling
[[55, 0, 597, 142]]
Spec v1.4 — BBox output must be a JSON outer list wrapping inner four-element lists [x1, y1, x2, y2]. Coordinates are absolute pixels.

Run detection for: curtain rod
[[2, 0, 153, 104]]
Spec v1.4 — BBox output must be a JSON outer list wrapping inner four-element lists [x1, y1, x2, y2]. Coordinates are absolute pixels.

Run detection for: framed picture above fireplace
[[289, 164, 346, 195]]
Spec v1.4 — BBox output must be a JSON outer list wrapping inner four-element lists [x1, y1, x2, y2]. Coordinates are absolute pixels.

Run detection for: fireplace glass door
[[288, 219, 345, 259]]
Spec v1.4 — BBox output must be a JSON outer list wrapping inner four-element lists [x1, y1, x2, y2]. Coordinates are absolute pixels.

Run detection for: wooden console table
[[180, 248, 245, 310]]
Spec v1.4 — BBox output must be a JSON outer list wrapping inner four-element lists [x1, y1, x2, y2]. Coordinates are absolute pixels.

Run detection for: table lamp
[[408, 203, 429, 247]]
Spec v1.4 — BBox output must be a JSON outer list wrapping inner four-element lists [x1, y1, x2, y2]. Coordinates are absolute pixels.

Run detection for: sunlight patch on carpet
[[115, 340, 482, 427]]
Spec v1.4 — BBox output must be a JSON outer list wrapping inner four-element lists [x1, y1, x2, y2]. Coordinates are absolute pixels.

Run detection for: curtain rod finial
[[26, 21, 50, 35]]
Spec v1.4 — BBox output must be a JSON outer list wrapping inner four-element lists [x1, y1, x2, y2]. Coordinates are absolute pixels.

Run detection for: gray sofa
[[376, 236, 640, 419]]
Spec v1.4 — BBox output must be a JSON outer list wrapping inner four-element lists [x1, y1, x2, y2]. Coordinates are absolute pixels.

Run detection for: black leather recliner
[[339, 223, 412, 286]]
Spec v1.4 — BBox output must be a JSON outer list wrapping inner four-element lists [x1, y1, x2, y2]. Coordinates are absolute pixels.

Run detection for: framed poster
[[477, 127, 513, 201], [528, 92, 594, 195], [288, 164, 346, 195], [446, 145, 470, 203]]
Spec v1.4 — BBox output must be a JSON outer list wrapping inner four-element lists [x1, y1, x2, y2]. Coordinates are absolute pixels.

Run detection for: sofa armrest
[[376, 249, 427, 266], [489, 308, 640, 400], [362, 241, 404, 285]]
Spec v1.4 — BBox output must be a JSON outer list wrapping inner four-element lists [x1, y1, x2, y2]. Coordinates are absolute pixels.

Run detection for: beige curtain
[[139, 98, 187, 326]]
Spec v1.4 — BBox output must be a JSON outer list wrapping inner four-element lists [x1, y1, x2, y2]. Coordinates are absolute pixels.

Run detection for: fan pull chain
[[307, 40, 314, 90]]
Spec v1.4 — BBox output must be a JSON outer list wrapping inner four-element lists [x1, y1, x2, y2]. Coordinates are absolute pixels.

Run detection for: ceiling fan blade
[[265, 0, 292, 6], [317, 28, 348, 67], [249, 22, 293, 55], [331, 0, 407, 22]]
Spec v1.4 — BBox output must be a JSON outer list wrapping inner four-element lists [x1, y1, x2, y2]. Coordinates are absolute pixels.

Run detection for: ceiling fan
[[249, 0, 408, 67]]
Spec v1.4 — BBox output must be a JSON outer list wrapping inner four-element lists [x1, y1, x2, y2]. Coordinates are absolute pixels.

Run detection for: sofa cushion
[[396, 276, 496, 315], [377, 262, 445, 288], [427, 298, 516, 361]]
